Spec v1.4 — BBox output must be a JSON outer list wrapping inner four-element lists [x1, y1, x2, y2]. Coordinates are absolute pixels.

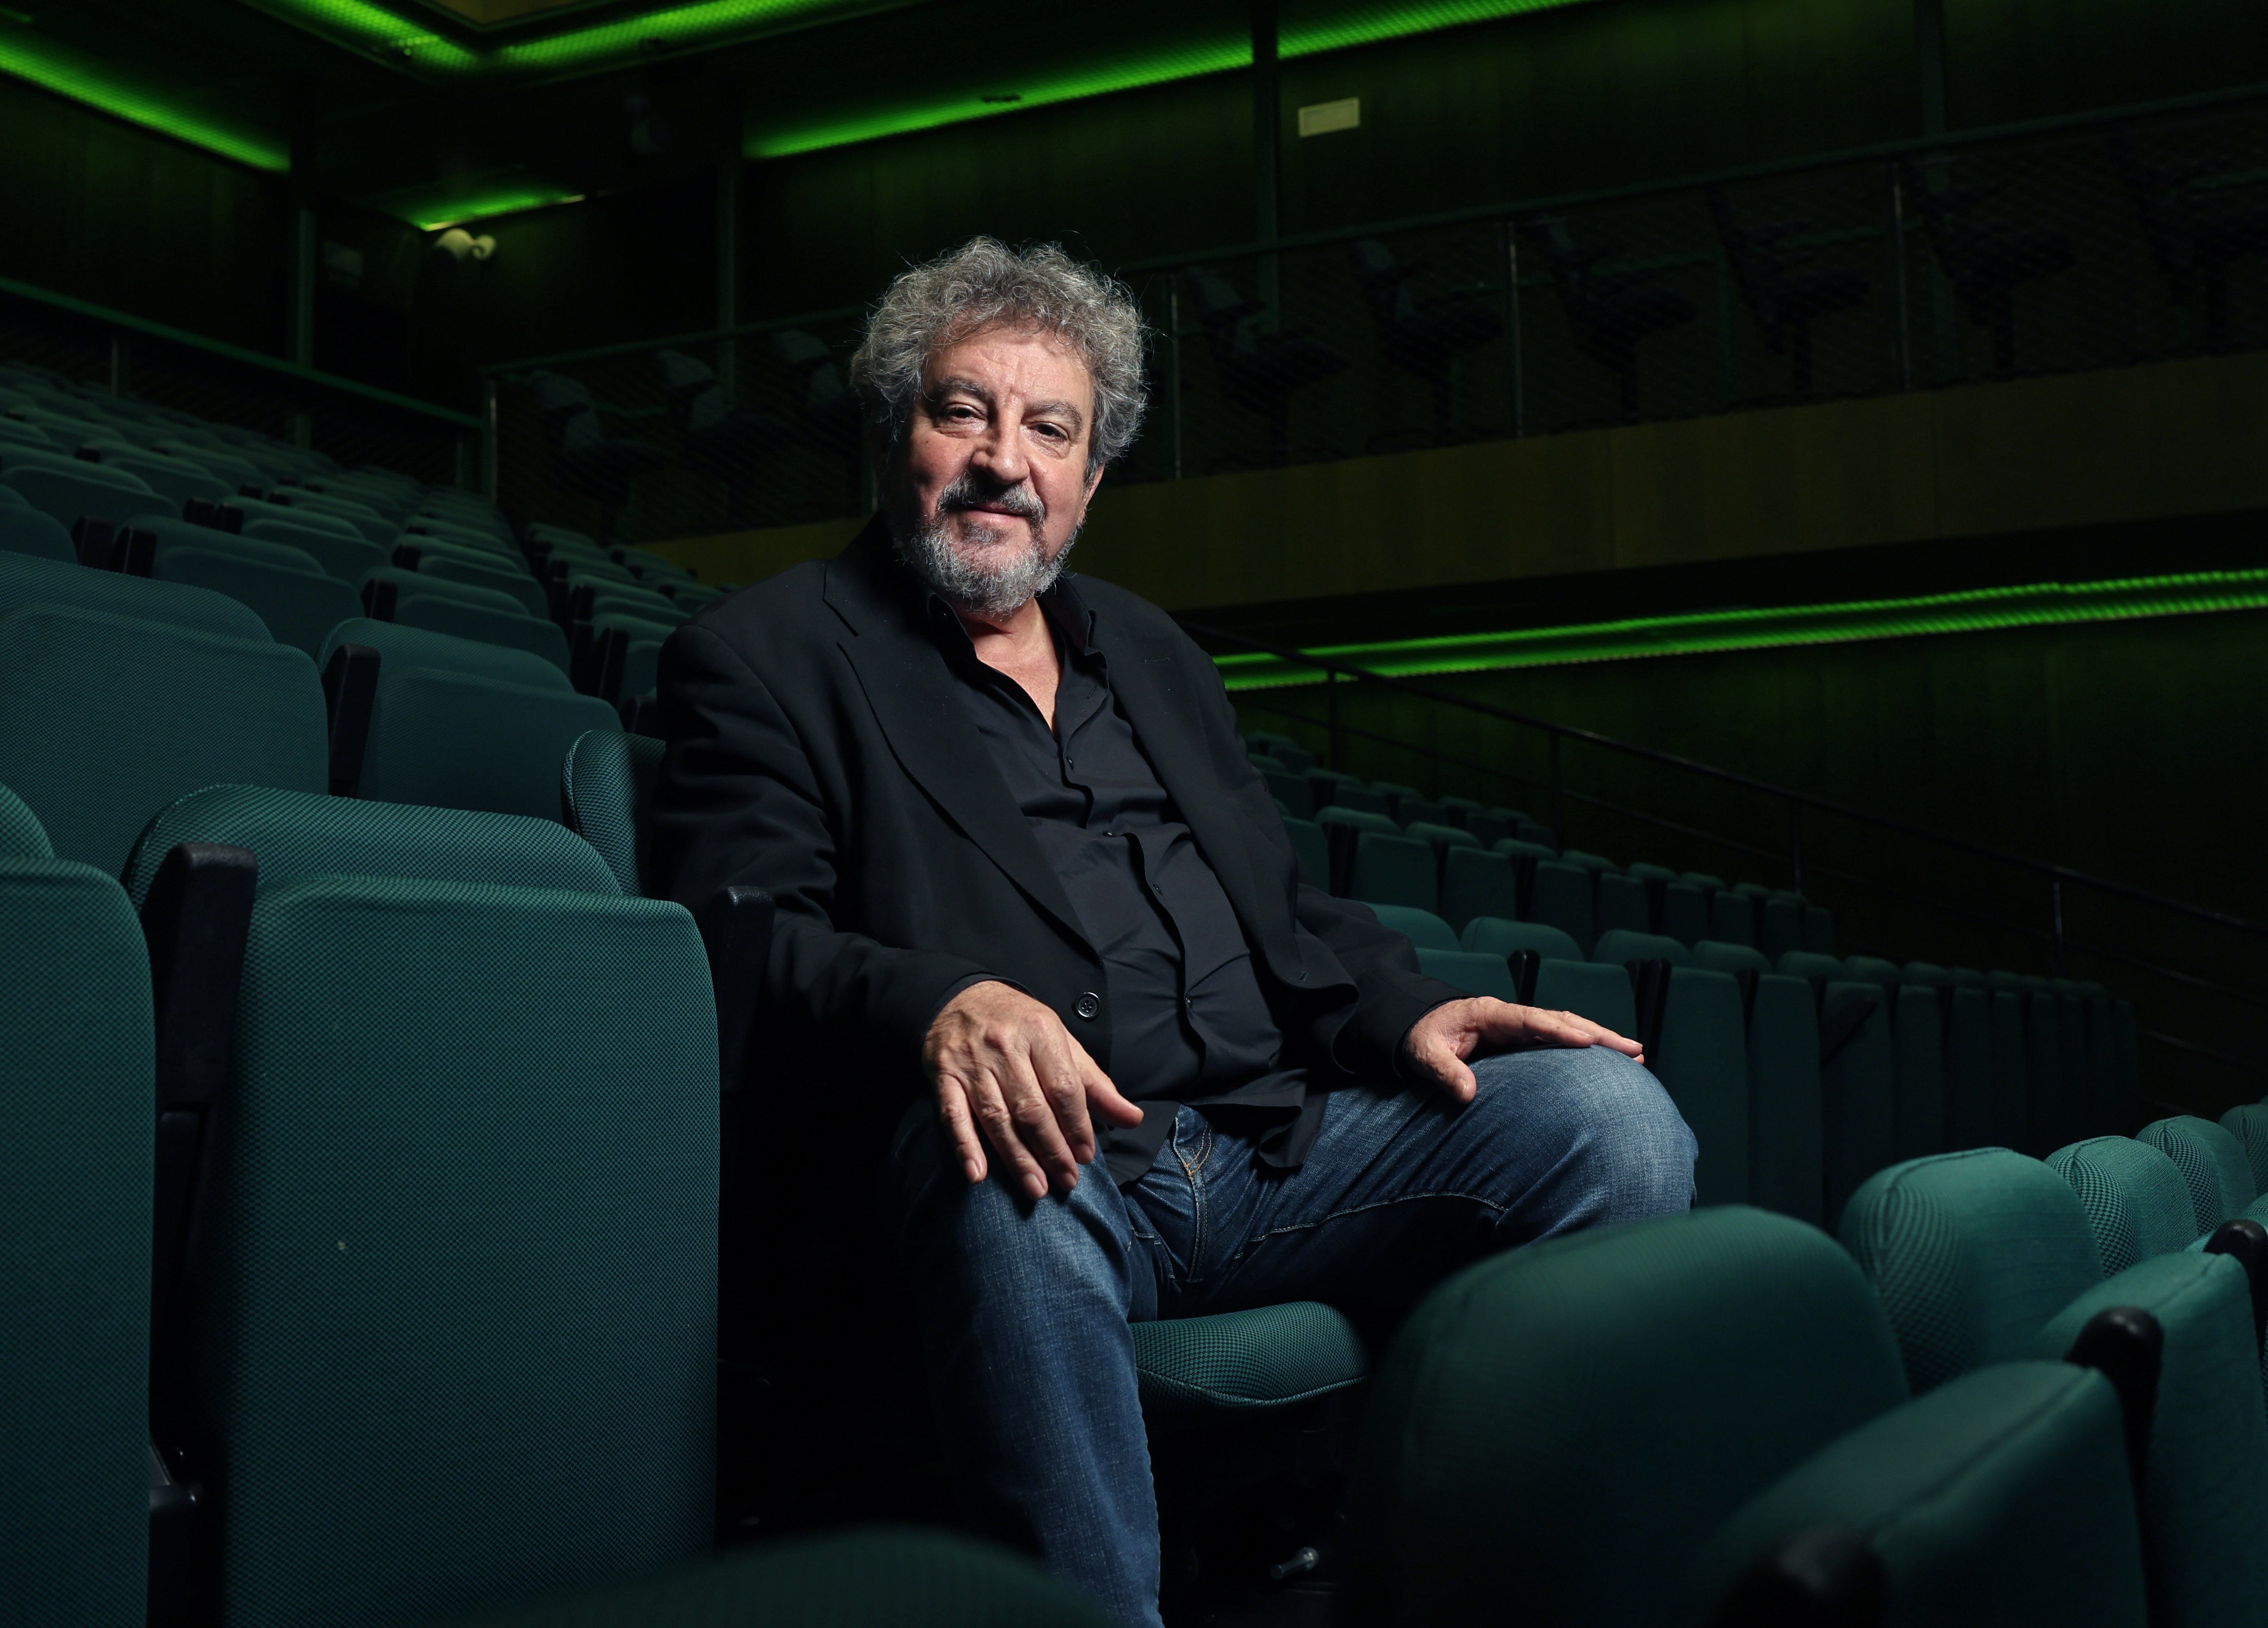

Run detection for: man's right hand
[[924, 981, 1145, 1198]]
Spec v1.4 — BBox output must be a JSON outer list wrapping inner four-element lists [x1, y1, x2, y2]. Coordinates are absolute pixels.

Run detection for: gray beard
[[894, 508, 1078, 621]]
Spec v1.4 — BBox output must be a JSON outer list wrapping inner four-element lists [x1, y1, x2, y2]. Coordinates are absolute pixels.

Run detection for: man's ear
[[1083, 461, 1106, 499]]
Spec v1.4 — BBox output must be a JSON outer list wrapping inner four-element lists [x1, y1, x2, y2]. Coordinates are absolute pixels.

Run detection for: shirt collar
[[917, 571, 1099, 661]]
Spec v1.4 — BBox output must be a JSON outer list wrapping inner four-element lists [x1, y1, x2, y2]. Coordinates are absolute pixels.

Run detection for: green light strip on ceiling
[[1209, 569, 2268, 691], [752, 0, 1602, 157], [402, 185, 586, 229], [0, 30, 287, 169]]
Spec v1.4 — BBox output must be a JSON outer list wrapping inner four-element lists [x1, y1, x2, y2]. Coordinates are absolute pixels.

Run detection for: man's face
[[880, 325, 1103, 620]]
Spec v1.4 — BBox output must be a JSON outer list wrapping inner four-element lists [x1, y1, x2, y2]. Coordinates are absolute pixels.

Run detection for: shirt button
[[1074, 992, 1101, 1020]]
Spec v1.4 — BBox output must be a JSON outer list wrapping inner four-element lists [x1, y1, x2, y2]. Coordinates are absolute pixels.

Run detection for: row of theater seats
[[0, 360, 723, 716], [19, 672, 2223, 1628]]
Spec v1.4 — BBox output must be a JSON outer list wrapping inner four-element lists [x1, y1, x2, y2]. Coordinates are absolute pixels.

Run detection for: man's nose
[[968, 417, 1030, 483]]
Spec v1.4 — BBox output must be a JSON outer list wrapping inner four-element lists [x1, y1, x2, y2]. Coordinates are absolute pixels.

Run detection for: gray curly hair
[[848, 237, 1147, 474]]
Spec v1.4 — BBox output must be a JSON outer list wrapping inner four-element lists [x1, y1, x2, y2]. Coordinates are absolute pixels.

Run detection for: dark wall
[[0, 76, 286, 353]]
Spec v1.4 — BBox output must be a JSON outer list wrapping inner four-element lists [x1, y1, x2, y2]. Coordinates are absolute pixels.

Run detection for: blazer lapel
[[827, 526, 1091, 949]]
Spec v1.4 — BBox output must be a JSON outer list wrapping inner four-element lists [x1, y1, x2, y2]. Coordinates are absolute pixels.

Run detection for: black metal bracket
[[1507, 948, 1540, 1006], [1706, 1523, 1885, 1628], [391, 544, 424, 569], [2064, 1304, 2163, 1500], [360, 575, 398, 621], [141, 842, 257, 1314], [320, 644, 379, 798], [2204, 1216, 2268, 1350], [1626, 956, 1673, 1061], [695, 886, 775, 1097]]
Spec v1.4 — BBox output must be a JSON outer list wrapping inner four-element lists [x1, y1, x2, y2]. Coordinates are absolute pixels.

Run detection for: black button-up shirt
[[926, 582, 1317, 1184]]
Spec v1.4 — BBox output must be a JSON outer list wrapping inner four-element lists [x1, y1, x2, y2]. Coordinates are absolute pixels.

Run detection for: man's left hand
[[1401, 998, 1645, 1105]]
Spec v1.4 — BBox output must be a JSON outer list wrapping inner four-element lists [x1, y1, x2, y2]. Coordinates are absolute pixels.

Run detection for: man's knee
[[890, 1100, 1139, 1300], [1476, 1044, 1697, 1222]]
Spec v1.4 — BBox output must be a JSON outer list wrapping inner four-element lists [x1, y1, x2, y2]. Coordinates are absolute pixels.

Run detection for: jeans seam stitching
[[1222, 1190, 1510, 1272]]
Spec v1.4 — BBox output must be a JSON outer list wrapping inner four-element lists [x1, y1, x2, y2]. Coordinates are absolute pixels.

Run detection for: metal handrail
[[0, 273, 482, 428], [1194, 620, 2265, 947], [477, 76, 2268, 382]]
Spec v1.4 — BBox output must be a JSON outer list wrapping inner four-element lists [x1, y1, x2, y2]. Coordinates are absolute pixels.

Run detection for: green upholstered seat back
[[195, 875, 717, 1626], [122, 784, 620, 907], [150, 540, 361, 660], [1437, 847, 1516, 932], [359, 669, 621, 823], [1524, 860, 1596, 953], [1366, 903, 1456, 950], [1656, 967, 1748, 1207], [2220, 1105, 2268, 1198], [2139, 1116, 2256, 1235], [2030, 1251, 2268, 1628], [239, 516, 388, 582], [321, 616, 569, 692], [1694, 940, 1771, 976], [1888, 983, 1946, 1163], [432, 1528, 1112, 1628], [2047, 1136, 2200, 1273], [0, 604, 326, 873], [1694, 1362, 2146, 1628], [1341, 1208, 1906, 1628], [1414, 947, 1516, 1000], [1839, 1149, 2102, 1393], [0, 505, 73, 561], [1748, 972, 1824, 1225], [0, 856, 152, 1625], [0, 547, 270, 641], [1131, 1302, 1368, 1423], [1459, 915, 1580, 961], [0, 780, 50, 858], [1348, 831, 1437, 910], [1531, 957, 1638, 1035], [1592, 928, 1693, 967], [560, 730, 664, 897], [1314, 805, 1397, 835]]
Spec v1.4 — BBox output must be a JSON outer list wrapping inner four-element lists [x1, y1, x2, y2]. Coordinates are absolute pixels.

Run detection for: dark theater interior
[[4, 0, 2267, 1623]]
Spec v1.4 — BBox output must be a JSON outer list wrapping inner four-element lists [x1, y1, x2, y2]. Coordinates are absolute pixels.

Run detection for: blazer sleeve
[[650, 620, 995, 1059], [1181, 634, 1464, 1081]]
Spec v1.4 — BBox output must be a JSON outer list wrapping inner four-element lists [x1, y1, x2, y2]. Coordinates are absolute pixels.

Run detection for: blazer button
[[1074, 992, 1101, 1020]]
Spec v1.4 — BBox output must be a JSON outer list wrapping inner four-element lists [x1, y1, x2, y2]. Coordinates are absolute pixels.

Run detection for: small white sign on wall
[[1297, 97, 1361, 138]]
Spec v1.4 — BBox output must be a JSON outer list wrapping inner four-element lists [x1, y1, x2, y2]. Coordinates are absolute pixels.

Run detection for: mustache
[[938, 473, 1044, 524]]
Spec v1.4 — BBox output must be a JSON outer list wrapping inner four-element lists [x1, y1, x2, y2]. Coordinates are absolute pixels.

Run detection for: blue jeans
[[886, 1045, 1696, 1627]]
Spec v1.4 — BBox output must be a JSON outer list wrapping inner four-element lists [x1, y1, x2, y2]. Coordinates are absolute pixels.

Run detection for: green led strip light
[[753, 0, 1600, 157], [1210, 569, 2268, 691], [0, 29, 287, 169]]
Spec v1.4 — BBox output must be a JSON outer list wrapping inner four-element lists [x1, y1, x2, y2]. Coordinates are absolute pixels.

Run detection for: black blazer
[[650, 519, 1460, 1134]]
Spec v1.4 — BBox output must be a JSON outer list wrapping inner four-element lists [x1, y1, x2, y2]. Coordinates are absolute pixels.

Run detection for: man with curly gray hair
[[653, 237, 1693, 1627]]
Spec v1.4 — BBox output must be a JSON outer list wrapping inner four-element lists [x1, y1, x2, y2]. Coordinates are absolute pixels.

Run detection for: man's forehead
[[924, 327, 1092, 399]]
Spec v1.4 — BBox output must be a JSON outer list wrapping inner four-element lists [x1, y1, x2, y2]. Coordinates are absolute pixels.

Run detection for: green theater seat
[[0, 850, 152, 1628], [358, 669, 620, 821], [1416, 946, 1517, 1000], [4, 459, 178, 529], [394, 541, 547, 619], [240, 513, 388, 582], [1653, 966, 1749, 1206], [2139, 1115, 2256, 1235], [2047, 1136, 2200, 1273], [1343, 1206, 2147, 1628], [1531, 958, 1637, 1036], [1708, 888, 1758, 947], [1258, 765, 1312, 817], [561, 729, 664, 896], [2221, 1104, 2268, 1197], [136, 522, 361, 660], [1696, 1359, 2143, 1628], [1368, 902, 1456, 950], [0, 602, 325, 873], [1524, 859, 1597, 955], [1461, 915, 1581, 962], [1595, 870, 1651, 937], [1841, 1148, 2268, 1628], [233, 495, 364, 544], [170, 873, 718, 1625], [433, 1527, 1111, 1628], [1132, 1301, 1370, 1422], [363, 568, 572, 672], [1592, 927, 1691, 966], [1437, 846, 1516, 932], [95, 448, 231, 508], [1400, 818, 1477, 853], [0, 505, 71, 561], [1758, 890, 1805, 963], [1748, 971, 1825, 1225], [1349, 830, 1438, 912], [124, 783, 620, 906]]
